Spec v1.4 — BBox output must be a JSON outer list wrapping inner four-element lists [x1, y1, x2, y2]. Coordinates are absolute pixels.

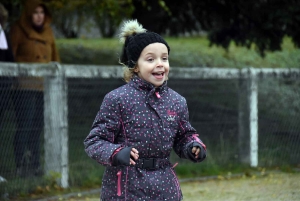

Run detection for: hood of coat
[[18, 0, 53, 41]]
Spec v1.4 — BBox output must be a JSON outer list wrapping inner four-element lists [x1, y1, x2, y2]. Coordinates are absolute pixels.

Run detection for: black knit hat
[[119, 20, 170, 68]]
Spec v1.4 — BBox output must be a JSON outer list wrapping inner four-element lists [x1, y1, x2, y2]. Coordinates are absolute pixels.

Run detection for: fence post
[[238, 68, 258, 167], [44, 63, 69, 187]]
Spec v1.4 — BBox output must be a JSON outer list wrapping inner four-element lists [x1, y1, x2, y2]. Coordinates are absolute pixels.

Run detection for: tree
[[3, 0, 134, 38], [1, 0, 23, 27], [132, 0, 300, 56], [91, 0, 134, 38], [47, 0, 134, 38], [4, 0, 300, 55], [2, 0, 87, 38], [47, 0, 88, 38]]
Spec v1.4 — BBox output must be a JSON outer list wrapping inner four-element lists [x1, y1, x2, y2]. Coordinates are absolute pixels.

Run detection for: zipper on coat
[[155, 88, 161, 99], [155, 91, 161, 98], [117, 171, 122, 196]]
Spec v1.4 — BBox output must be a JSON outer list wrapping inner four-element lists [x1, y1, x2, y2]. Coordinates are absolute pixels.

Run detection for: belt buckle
[[143, 158, 156, 170]]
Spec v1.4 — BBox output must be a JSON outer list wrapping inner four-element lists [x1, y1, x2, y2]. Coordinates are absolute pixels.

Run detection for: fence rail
[[1, 62, 300, 188], [1, 62, 300, 78]]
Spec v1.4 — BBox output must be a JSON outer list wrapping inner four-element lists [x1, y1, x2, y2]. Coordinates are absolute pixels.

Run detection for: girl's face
[[136, 43, 169, 87], [32, 6, 45, 27]]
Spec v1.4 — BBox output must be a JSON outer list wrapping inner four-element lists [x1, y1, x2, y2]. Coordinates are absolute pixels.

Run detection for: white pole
[[249, 68, 258, 167], [44, 63, 69, 188]]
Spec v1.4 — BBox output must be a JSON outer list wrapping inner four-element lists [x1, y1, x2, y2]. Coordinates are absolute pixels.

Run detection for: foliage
[[46, 0, 134, 38], [3, 0, 300, 54], [46, 0, 89, 38], [91, 0, 134, 38], [56, 37, 300, 68], [57, 38, 121, 65], [1, 0, 23, 26], [2, 0, 134, 38], [133, 0, 300, 56]]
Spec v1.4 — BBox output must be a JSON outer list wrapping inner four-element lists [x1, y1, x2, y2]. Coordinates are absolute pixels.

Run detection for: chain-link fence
[[0, 63, 300, 198]]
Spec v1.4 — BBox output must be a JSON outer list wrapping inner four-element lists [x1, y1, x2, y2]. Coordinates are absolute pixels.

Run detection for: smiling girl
[[84, 19, 207, 201]]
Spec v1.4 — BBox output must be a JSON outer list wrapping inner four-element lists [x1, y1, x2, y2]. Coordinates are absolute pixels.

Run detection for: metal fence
[[0, 62, 300, 197]]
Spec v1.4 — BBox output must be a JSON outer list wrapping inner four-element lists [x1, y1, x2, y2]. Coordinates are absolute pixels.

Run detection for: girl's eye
[[163, 57, 168, 61], [147, 58, 154, 62]]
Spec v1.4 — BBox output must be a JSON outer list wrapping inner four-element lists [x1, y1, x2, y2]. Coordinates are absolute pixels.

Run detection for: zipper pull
[[155, 92, 161, 99], [117, 171, 122, 196]]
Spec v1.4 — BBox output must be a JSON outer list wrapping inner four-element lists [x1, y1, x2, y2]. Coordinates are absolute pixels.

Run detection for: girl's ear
[[134, 66, 139, 73]]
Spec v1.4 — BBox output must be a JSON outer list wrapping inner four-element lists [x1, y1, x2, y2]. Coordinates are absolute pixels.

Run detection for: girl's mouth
[[152, 72, 165, 79]]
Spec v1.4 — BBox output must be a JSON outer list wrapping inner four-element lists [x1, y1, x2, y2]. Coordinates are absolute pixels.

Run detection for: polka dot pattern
[[84, 76, 206, 200]]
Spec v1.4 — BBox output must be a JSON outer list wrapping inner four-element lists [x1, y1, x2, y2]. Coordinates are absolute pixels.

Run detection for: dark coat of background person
[[0, 31, 14, 62], [9, 0, 60, 177], [0, 2, 15, 140]]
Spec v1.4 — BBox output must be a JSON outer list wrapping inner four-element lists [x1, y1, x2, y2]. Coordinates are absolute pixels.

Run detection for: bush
[[56, 36, 300, 68]]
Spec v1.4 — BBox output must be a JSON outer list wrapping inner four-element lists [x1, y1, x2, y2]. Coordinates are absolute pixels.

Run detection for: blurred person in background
[[0, 3, 14, 62], [0, 2, 14, 143], [0, 3, 14, 182], [9, 0, 60, 176]]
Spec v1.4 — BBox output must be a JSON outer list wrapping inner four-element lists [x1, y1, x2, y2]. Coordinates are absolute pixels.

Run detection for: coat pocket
[[117, 170, 122, 196]]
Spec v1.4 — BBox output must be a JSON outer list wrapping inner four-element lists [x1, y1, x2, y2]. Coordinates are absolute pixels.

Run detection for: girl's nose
[[156, 59, 163, 67]]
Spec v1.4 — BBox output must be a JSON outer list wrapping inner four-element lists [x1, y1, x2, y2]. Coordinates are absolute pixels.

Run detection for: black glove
[[184, 142, 206, 162], [112, 147, 132, 166]]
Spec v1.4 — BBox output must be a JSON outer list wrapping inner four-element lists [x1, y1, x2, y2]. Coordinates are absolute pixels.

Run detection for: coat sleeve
[[83, 93, 122, 166], [9, 24, 20, 59], [4, 32, 15, 62], [173, 98, 206, 162], [50, 31, 60, 62]]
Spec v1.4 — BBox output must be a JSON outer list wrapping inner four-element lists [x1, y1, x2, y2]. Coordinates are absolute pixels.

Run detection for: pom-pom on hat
[[119, 19, 170, 68]]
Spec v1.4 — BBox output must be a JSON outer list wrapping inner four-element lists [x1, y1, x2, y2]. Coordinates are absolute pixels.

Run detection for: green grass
[[56, 36, 300, 68]]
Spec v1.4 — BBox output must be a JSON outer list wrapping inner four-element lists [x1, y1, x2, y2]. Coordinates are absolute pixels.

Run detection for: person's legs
[[0, 77, 13, 177], [0, 77, 13, 130], [29, 91, 44, 175], [0, 79, 7, 129], [13, 90, 35, 175]]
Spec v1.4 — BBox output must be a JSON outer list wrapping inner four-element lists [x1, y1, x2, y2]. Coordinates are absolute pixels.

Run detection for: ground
[[31, 171, 300, 201], [181, 172, 300, 201]]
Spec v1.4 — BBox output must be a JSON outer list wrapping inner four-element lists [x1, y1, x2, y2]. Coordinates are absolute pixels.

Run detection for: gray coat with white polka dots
[[84, 76, 206, 201]]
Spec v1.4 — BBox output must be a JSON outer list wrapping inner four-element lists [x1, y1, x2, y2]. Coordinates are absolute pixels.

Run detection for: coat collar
[[129, 75, 168, 94]]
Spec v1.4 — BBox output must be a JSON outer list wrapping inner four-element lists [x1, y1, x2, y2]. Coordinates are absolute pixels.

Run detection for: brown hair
[[123, 66, 137, 83], [0, 3, 8, 27]]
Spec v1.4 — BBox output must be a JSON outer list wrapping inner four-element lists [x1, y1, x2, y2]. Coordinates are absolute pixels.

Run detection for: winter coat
[[0, 30, 15, 91], [9, 0, 60, 91], [84, 76, 206, 201], [0, 30, 14, 62]]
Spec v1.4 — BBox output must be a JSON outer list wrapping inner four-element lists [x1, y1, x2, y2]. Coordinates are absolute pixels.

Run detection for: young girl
[[84, 19, 206, 201]]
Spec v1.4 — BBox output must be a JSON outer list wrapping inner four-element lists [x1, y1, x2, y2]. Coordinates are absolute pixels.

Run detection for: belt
[[135, 158, 171, 170]]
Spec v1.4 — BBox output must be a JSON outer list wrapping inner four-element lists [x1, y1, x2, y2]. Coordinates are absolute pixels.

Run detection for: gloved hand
[[185, 142, 206, 162], [112, 147, 139, 166]]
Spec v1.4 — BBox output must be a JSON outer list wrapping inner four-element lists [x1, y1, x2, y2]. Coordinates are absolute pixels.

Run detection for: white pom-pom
[[119, 19, 146, 44]]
